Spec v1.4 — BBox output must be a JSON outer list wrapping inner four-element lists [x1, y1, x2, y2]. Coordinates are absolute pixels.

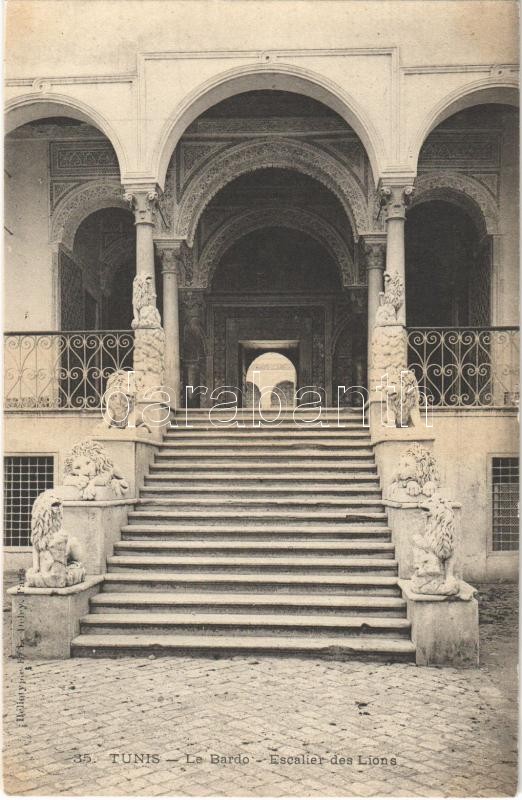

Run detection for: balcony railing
[[407, 327, 520, 407], [4, 331, 134, 411]]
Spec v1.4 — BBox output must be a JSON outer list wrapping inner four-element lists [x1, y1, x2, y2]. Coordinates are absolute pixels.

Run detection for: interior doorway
[[240, 341, 298, 408]]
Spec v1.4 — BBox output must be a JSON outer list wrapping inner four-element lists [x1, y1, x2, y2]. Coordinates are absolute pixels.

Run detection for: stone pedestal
[[8, 577, 103, 660], [61, 498, 135, 575], [399, 579, 479, 667]]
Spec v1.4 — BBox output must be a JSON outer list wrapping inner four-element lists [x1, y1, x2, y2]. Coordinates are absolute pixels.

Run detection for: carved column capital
[[362, 235, 387, 271], [379, 185, 415, 221], [155, 239, 183, 275], [124, 187, 159, 225]]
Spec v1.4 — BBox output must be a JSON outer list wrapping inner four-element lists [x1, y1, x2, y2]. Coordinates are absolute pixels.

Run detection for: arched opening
[[172, 89, 370, 407], [246, 352, 297, 409], [413, 102, 518, 327], [407, 101, 519, 407], [406, 200, 486, 327], [4, 114, 123, 331], [412, 85, 518, 169], [155, 68, 383, 188], [65, 207, 136, 331]]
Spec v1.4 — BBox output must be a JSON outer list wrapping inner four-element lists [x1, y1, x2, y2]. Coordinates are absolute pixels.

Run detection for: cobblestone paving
[[3, 583, 518, 797]]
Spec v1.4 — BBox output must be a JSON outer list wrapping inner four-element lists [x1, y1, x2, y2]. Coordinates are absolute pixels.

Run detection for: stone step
[[154, 450, 374, 461], [114, 540, 396, 557], [161, 438, 371, 448], [148, 462, 378, 473], [120, 524, 392, 540], [79, 612, 411, 638], [173, 408, 363, 418], [71, 633, 415, 661], [126, 510, 388, 525], [139, 486, 382, 500], [90, 591, 407, 617], [106, 555, 398, 574], [164, 428, 370, 438], [102, 572, 402, 595], [144, 472, 380, 484], [134, 498, 385, 512]]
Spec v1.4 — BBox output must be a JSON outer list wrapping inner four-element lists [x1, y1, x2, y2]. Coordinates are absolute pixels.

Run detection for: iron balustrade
[[4, 330, 134, 411], [407, 327, 520, 407]]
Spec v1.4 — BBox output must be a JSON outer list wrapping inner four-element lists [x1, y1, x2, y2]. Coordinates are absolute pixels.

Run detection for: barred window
[[4, 456, 54, 547], [492, 457, 519, 551]]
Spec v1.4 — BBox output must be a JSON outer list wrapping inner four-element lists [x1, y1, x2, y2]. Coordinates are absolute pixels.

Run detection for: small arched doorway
[[245, 351, 297, 408]]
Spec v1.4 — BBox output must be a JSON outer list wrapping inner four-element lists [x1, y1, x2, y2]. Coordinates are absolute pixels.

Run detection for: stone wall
[[431, 409, 518, 581]]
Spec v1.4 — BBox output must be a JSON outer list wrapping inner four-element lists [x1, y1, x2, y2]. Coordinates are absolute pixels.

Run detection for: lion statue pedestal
[[8, 576, 104, 659], [398, 579, 479, 667]]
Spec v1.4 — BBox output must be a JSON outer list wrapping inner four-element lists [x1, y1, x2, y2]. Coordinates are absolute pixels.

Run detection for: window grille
[[4, 456, 54, 547], [492, 457, 519, 551]]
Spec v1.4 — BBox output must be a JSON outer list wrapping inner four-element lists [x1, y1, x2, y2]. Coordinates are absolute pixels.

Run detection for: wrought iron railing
[[407, 327, 519, 407], [4, 331, 134, 411]]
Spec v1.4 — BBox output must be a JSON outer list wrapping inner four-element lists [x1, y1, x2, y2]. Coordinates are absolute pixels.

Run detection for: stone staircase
[[72, 408, 415, 661]]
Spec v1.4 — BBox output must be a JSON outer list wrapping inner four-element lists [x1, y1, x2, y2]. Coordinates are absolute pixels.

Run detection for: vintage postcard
[[3, 0, 519, 796]]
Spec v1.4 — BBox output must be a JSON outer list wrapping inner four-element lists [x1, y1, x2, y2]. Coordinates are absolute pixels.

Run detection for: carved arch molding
[[174, 138, 371, 246], [50, 180, 128, 250], [196, 207, 357, 289], [412, 171, 499, 236]]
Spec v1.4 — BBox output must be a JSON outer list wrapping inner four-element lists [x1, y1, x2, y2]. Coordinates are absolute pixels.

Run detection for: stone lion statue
[[387, 369, 420, 427], [25, 491, 85, 588], [374, 271, 404, 325], [131, 275, 162, 329], [411, 492, 460, 596], [102, 370, 135, 429], [386, 442, 440, 501], [63, 438, 129, 500]]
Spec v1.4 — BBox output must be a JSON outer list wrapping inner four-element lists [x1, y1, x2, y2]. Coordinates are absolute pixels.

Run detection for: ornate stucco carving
[[386, 442, 441, 502], [49, 141, 119, 178], [412, 171, 499, 235], [411, 493, 461, 596], [196, 207, 356, 289], [25, 491, 86, 588], [51, 180, 128, 251], [63, 439, 129, 500], [175, 138, 370, 246], [189, 116, 347, 135], [418, 131, 501, 169]]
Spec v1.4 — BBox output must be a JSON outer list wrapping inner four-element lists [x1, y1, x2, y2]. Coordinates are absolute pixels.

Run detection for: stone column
[[124, 187, 158, 283], [363, 235, 387, 347], [155, 240, 182, 410], [124, 186, 165, 431], [379, 184, 414, 325]]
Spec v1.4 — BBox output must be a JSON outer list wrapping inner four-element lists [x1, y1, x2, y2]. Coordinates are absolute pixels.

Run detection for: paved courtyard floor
[[3, 582, 518, 797]]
